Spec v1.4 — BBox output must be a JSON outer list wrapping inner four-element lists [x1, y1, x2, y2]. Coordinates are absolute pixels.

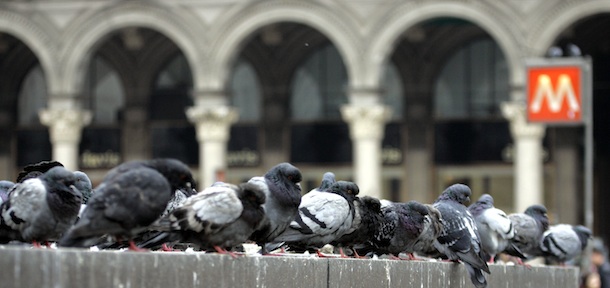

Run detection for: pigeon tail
[[138, 231, 182, 249], [464, 263, 488, 288]]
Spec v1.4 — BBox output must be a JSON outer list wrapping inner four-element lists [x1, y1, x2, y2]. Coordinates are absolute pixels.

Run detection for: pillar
[[341, 104, 391, 198], [501, 102, 546, 213], [186, 105, 238, 188], [39, 108, 92, 171]]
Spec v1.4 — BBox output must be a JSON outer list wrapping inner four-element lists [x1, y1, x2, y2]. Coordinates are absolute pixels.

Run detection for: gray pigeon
[[540, 224, 592, 265], [0, 166, 82, 245], [139, 181, 266, 255], [433, 184, 489, 288], [273, 180, 359, 256], [0, 180, 14, 205], [369, 200, 437, 260], [505, 204, 549, 262], [58, 158, 196, 249], [468, 194, 521, 261], [246, 163, 302, 254]]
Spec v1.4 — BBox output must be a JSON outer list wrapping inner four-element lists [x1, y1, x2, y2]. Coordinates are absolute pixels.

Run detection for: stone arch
[[58, 2, 204, 98], [207, 1, 361, 92], [365, 2, 523, 89], [532, 1, 610, 56], [0, 9, 59, 94]]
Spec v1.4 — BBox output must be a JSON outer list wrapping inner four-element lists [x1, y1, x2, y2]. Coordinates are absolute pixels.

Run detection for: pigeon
[[540, 224, 592, 265], [246, 163, 302, 254], [433, 184, 489, 288], [273, 180, 359, 256], [369, 200, 437, 260], [505, 204, 550, 261], [58, 158, 196, 249], [16, 160, 64, 183], [0, 180, 14, 205], [468, 194, 522, 261], [412, 204, 444, 258], [0, 166, 82, 245], [333, 196, 384, 257], [139, 181, 266, 256]]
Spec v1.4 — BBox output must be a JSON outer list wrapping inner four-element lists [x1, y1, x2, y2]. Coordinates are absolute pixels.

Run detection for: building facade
[[1, 0, 609, 239]]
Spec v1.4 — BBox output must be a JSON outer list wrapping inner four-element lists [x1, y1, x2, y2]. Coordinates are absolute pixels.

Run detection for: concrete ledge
[[0, 246, 578, 288]]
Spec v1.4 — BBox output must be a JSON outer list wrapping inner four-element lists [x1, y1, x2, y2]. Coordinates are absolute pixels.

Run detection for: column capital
[[341, 104, 392, 140], [186, 106, 238, 141], [501, 101, 546, 139], [39, 108, 92, 143]]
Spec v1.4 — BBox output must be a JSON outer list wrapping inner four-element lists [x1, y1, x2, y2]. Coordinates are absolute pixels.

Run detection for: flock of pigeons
[[0, 158, 593, 288]]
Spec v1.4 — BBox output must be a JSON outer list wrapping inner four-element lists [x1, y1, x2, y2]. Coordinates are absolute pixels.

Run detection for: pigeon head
[[437, 183, 471, 205], [264, 162, 302, 207], [146, 158, 197, 194], [73, 171, 93, 204], [328, 181, 359, 201], [0, 180, 14, 203], [43, 166, 77, 189], [318, 172, 336, 191], [524, 204, 550, 231], [238, 182, 266, 206], [468, 194, 494, 217], [361, 196, 382, 213]]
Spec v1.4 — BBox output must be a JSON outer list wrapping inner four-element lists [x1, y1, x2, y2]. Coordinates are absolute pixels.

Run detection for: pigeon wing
[[174, 185, 243, 233]]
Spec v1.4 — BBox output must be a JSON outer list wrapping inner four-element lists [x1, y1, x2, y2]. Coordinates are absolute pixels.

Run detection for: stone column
[[501, 102, 546, 213], [341, 104, 391, 198], [186, 106, 238, 189], [39, 109, 92, 171]]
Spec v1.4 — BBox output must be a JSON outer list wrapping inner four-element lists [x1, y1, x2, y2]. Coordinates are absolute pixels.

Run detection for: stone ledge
[[0, 246, 578, 288]]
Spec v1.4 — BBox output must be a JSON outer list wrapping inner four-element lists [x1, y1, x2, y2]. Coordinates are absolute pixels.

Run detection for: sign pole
[[583, 58, 593, 230]]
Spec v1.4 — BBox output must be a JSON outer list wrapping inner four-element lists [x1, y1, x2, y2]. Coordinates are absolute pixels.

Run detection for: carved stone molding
[[341, 104, 392, 140], [501, 101, 546, 139], [39, 108, 92, 143], [186, 106, 238, 142]]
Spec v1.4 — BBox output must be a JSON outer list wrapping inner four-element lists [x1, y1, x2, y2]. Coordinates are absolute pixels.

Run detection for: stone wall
[[0, 246, 579, 288]]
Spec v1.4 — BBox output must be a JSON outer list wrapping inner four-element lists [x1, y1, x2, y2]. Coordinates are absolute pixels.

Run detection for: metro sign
[[527, 65, 583, 123]]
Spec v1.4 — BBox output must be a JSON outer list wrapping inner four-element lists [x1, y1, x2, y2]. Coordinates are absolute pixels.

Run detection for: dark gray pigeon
[[139, 181, 266, 255], [412, 204, 444, 258], [541, 224, 592, 265], [468, 194, 521, 261], [433, 184, 489, 288], [246, 163, 302, 254], [0, 166, 82, 245], [369, 200, 438, 260], [273, 180, 359, 256], [505, 204, 549, 262], [0, 180, 14, 205], [333, 196, 384, 257], [58, 158, 196, 249]]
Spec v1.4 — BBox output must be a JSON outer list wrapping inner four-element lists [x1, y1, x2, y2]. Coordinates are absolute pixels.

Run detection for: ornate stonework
[[38, 109, 92, 143], [501, 101, 546, 139], [341, 104, 392, 140], [186, 106, 239, 142]]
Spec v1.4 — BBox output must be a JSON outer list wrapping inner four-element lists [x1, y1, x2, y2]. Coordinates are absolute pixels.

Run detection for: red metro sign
[[526, 60, 589, 124]]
